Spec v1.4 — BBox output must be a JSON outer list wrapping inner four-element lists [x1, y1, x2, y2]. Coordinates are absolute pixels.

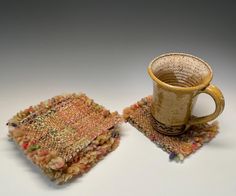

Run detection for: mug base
[[151, 116, 188, 136]]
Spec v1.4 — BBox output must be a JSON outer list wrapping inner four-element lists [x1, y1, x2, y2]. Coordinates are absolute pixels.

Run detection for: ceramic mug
[[148, 53, 225, 136]]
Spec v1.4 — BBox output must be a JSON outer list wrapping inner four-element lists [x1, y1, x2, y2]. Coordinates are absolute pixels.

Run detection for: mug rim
[[148, 52, 213, 92]]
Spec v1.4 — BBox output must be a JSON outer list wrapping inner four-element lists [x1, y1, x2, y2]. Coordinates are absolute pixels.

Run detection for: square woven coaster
[[123, 96, 219, 162], [8, 93, 122, 184]]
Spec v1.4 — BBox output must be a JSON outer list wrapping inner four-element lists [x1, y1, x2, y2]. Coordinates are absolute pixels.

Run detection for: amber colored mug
[[148, 53, 225, 136]]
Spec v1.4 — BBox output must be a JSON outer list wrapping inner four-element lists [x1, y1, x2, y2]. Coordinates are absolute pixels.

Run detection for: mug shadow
[[207, 139, 233, 148]]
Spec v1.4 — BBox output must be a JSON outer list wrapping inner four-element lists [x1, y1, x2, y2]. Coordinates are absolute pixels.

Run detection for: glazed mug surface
[[148, 53, 225, 135]]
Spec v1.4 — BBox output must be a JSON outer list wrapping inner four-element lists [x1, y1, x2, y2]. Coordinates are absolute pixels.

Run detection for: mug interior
[[150, 53, 212, 88]]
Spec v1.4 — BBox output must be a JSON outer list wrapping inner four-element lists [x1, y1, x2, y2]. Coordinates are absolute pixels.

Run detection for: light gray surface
[[0, 1, 236, 195]]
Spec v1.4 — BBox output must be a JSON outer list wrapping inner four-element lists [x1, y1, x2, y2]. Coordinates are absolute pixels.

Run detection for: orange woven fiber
[[8, 93, 122, 184], [123, 96, 219, 162]]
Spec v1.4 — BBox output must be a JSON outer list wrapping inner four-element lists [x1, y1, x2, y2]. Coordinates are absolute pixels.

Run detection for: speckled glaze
[[148, 53, 225, 135]]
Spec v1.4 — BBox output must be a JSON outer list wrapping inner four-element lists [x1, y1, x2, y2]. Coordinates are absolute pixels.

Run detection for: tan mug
[[148, 53, 225, 136]]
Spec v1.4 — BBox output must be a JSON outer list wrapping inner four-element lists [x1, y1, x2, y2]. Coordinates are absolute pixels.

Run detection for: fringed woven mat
[[8, 93, 122, 184], [123, 96, 219, 162]]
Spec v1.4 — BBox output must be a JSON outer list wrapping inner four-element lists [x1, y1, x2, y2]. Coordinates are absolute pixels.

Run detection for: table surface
[[1, 57, 235, 196], [0, 1, 236, 196]]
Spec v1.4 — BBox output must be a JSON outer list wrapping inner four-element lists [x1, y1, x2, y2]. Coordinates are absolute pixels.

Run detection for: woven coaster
[[123, 96, 219, 162], [8, 93, 122, 184]]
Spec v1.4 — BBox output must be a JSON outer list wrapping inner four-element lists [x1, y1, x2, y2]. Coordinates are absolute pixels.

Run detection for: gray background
[[0, 1, 236, 196]]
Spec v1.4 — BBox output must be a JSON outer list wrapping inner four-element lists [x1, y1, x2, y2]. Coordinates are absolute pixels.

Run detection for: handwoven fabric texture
[[123, 96, 219, 162], [8, 93, 122, 184]]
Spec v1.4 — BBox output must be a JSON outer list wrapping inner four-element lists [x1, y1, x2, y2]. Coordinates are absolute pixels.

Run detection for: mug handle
[[188, 84, 225, 125]]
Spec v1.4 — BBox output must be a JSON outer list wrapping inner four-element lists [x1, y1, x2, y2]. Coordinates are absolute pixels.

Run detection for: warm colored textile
[[123, 96, 218, 162], [8, 93, 122, 184]]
